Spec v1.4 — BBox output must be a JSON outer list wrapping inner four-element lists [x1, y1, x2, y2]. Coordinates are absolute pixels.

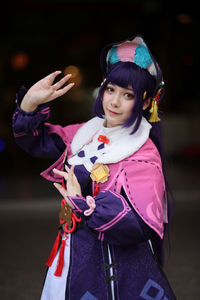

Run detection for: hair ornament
[[107, 39, 156, 76], [143, 91, 147, 100], [100, 35, 163, 95], [101, 78, 106, 86], [149, 81, 164, 123], [101, 35, 161, 78]]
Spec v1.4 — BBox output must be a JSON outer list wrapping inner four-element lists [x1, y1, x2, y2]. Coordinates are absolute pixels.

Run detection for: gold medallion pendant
[[90, 164, 110, 183]]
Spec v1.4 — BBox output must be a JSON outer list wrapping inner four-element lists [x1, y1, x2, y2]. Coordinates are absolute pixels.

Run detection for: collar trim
[[70, 117, 151, 164]]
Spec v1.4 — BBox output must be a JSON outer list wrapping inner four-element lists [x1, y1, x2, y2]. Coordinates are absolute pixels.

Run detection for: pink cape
[[41, 122, 167, 238]]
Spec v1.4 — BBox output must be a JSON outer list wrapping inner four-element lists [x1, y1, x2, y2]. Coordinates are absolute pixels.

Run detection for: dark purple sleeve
[[12, 86, 65, 159], [68, 190, 154, 246]]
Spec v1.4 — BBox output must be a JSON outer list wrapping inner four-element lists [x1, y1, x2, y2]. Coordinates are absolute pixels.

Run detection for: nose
[[111, 92, 121, 107]]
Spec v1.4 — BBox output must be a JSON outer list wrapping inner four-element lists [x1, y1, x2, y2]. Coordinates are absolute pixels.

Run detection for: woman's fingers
[[53, 182, 67, 198], [53, 82, 75, 99], [36, 72, 75, 103], [53, 165, 74, 177], [53, 183, 75, 208], [46, 70, 62, 85], [65, 164, 75, 173], [53, 166, 77, 186], [52, 74, 72, 90], [65, 165, 76, 183], [65, 165, 70, 172], [71, 165, 75, 173], [53, 166, 82, 198], [53, 168, 68, 180]]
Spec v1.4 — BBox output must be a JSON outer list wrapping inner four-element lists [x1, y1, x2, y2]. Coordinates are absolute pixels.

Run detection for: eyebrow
[[108, 83, 134, 92]]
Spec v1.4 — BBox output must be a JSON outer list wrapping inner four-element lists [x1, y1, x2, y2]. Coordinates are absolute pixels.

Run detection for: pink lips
[[108, 109, 119, 115]]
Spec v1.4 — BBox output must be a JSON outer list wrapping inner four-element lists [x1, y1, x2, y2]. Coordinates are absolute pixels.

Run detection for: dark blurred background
[[0, 0, 200, 299]]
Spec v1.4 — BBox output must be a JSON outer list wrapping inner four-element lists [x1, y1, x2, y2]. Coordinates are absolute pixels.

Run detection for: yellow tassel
[[149, 104, 154, 114], [149, 100, 160, 122]]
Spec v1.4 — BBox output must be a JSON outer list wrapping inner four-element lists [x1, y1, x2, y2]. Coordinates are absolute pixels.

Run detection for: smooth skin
[[103, 83, 135, 128], [20, 72, 150, 203], [20, 71, 74, 112], [53, 165, 81, 209], [103, 83, 150, 128]]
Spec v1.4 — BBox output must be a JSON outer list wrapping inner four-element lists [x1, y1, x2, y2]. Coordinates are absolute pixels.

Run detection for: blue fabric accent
[[108, 46, 120, 65], [90, 156, 98, 164], [97, 143, 105, 150], [80, 291, 98, 300], [134, 45, 153, 69], [78, 150, 85, 158], [140, 279, 169, 300]]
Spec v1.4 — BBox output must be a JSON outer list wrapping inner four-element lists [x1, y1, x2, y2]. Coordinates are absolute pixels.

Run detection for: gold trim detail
[[90, 164, 110, 183]]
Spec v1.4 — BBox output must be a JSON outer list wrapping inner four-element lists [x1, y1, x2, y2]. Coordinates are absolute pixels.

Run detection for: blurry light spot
[[64, 65, 82, 87], [176, 13, 192, 24], [11, 52, 30, 70], [0, 138, 5, 152], [92, 87, 99, 99]]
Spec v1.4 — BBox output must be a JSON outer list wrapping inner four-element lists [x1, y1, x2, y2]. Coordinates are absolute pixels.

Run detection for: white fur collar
[[70, 117, 151, 165]]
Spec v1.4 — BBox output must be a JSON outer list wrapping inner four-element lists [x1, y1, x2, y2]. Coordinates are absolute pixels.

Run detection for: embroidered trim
[[13, 131, 27, 138], [12, 111, 18, 120], [67, 196, 85, 213], [94, 191, 131, 232], [32, 129, 39, 136], [124, 158, 162, 173]]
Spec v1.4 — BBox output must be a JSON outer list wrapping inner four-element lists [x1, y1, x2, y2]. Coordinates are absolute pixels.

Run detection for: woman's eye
[[125, 93, 134, 99], [106, 87, 114, 93]]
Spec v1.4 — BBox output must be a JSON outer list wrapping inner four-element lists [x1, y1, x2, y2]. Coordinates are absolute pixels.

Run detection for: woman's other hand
[[53, 165, 82, 208], [20, 71, 74, 112]]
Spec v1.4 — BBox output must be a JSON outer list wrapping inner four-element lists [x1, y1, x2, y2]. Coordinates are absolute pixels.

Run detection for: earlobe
[[143, 97, 151, 110]]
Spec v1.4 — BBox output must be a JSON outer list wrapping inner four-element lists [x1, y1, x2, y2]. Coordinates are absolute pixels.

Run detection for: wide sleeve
[[68, 190, 154, 246], [12, 86, 66, 160]]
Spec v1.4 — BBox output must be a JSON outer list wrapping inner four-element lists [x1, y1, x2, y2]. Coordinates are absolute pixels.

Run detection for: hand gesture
[[53, 165, 82, 209], [20, 71, 74, 112]]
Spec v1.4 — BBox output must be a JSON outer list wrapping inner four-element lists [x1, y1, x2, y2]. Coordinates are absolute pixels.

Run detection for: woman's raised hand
[[20, 71, 74, 112]]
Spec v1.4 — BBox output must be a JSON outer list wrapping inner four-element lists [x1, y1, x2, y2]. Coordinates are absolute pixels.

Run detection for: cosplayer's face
[[102, 83, 135, 128]]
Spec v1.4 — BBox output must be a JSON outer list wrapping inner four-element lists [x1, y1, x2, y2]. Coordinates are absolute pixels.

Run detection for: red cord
[[54, 239, 66, 276], [46, 232, 61, 267]]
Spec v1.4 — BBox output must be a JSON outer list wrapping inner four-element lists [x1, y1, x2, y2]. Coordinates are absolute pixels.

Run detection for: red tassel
[[93, 184, 99, 197], [46, 232, 61, 267], [54, 239, 66, 277]]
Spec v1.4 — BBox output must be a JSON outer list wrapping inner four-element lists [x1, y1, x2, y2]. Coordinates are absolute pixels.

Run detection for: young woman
[[12, 35, 176, 300]]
